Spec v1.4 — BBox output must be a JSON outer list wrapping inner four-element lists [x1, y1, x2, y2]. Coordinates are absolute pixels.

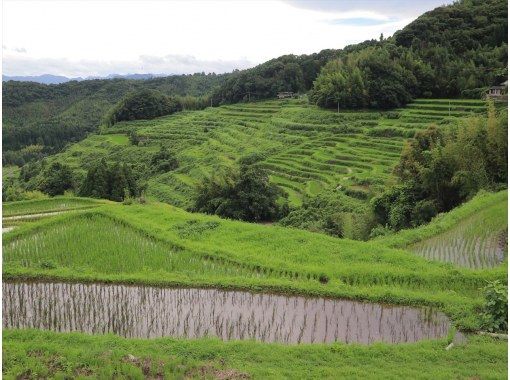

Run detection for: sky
[[2, 0, 452, 77]]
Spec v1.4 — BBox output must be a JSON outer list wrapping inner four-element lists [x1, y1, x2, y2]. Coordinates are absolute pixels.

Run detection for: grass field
[[3, 329, 507, 379], [41, 98, 489, 208], [3, 99, 507, 379]]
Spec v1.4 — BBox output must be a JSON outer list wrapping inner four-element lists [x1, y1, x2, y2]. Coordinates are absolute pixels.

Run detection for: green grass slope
[[43, 98, 488, 208], [3, 197, 508, 378]]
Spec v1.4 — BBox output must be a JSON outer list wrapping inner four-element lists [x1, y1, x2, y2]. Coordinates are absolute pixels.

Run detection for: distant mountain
[[2, 74, 71, 85], [2, 73, 167, 84]]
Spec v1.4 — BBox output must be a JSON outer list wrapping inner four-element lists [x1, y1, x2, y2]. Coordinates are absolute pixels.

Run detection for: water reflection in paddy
[[3, 282, 450, 344]]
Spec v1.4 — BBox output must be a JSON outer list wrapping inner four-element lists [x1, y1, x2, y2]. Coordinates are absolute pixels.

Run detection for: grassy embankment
[[2, 196, 109, 217], [2, 193, 507, 379], [3, 329, 507, 379]]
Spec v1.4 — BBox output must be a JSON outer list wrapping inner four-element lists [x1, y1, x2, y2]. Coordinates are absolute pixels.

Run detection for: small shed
[[486, 81, 507, 100], [277, 91, 295, 99]]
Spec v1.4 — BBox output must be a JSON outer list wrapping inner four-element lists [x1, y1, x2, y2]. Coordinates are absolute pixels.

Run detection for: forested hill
[[393, 0, 507, 97], [3, 0, 507, 165], [215, 0, 507, 104], [3, 73, 227, 164]]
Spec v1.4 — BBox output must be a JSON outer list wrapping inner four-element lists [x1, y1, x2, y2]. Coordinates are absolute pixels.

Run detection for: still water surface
[[3, 282, 450, 344]]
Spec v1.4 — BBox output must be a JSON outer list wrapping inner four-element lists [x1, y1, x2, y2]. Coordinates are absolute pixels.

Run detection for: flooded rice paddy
[[3, 282, 450, 344], [410, 227, 507, 269]]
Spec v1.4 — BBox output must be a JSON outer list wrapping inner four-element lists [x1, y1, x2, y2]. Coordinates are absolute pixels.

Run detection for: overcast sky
[[2, 0, 452, 77]]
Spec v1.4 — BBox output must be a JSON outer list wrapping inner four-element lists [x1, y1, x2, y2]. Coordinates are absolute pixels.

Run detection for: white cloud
[[2, 0, 441, 77], [2, 53, 254, 77]]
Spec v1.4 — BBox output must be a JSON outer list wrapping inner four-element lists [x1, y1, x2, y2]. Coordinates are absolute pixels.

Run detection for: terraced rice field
[[3, 214, 272, 280], [409, 202, 507, 269], [48, 98, 489, 207]]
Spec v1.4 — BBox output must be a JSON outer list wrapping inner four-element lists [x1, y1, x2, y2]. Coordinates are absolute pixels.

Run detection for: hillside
[[33, 98, 488, 205], [3, 0, 507, 166], [2, 0, 508, 377], [2, 73, 227, 164], [3, 196, 506, 329]]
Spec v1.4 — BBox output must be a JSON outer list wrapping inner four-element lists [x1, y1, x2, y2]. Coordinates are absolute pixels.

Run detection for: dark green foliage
[[106, 89, 181, 126], [372, 102, 507, 231], [79, 159, 139, 201], [393, 0, 508, 98], [279, 190, 375, 240], [38, 162, 74, 196], [193, 154, 288, 222], [2, 178, 25, 202], [150, 146, 178, 174], [481, 280, 508, 332], [213, 50, 348, 104], [310, 46, 425, 110]]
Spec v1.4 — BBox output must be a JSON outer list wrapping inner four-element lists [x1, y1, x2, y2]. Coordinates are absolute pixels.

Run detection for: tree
[[372, 104, 508, 232], [310, 46, 416, 110], [193, 154, 288, 222], [39, 162, 74, 196], [79, 159, 109, 199], [128, 130, 140, 146], [79, 160, 139, 201]]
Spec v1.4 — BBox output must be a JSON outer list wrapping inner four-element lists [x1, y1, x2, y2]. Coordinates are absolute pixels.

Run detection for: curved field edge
[[3, 329, 507, 379], [375, 190, 508, 250], [2, 197, 111, 217], [3, 199, 507, 330]]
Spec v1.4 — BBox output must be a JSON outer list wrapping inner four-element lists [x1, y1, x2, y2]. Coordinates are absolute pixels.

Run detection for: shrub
[[150, 146, 178, 174], [481, 280, 508, 332]]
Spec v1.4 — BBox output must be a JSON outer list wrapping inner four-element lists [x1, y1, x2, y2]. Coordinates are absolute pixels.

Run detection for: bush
[[79, 159, 139, 202], [481, 280, 508, 332]]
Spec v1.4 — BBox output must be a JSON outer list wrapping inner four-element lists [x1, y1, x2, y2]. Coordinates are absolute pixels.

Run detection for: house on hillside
[[486, 81, 507, 101], [277, 91, 295, 99]]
